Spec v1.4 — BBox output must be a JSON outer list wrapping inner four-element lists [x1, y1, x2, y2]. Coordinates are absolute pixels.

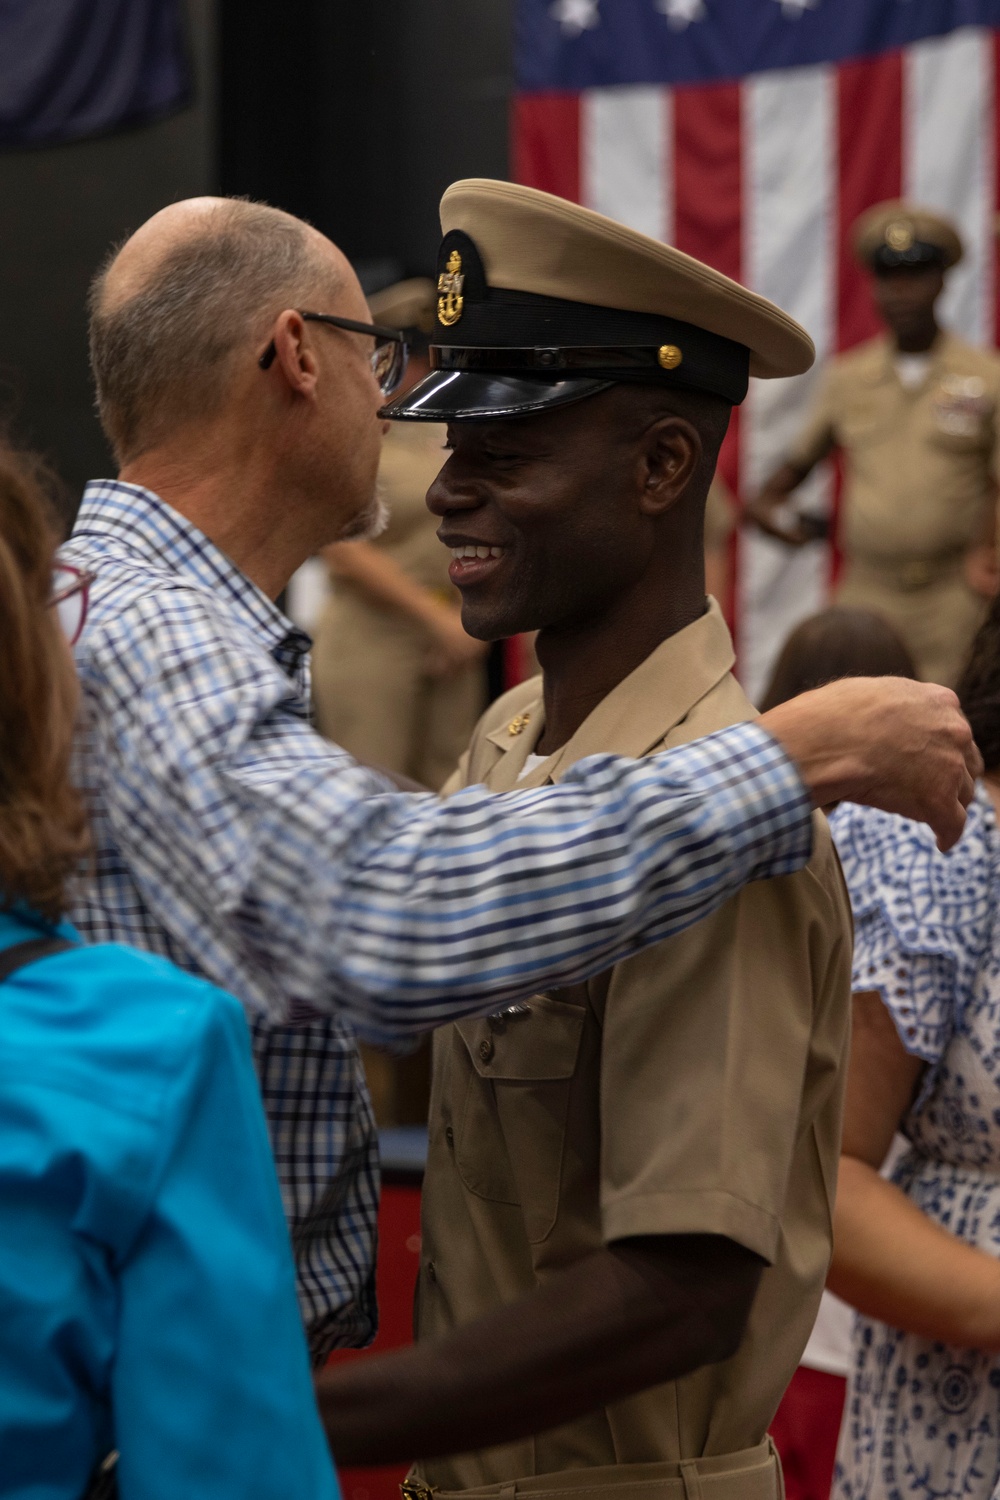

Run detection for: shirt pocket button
[[478, 1037, 495, 1065]]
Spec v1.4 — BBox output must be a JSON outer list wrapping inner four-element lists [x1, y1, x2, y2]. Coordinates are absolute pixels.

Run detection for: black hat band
[[430, 342, 748, 404], [872, 240, 946, 272]]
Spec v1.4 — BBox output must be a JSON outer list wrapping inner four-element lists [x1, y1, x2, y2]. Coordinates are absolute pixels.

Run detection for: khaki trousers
[[835, 556, 986, 688], [405, 1437, 784, 1500]]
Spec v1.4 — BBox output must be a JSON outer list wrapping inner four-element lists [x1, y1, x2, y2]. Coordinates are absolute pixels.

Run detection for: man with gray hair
[[62, 194, 977, 1360]]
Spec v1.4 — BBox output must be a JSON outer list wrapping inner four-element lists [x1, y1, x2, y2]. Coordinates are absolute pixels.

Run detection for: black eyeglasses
[[258, 311, 409, 396]]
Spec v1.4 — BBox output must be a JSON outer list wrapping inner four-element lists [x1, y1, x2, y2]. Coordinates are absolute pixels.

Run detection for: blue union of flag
[[0, 0, 190, 147]]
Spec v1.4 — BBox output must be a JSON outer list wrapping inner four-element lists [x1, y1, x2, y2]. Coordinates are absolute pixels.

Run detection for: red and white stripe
[[513, 25, 1000, 700]]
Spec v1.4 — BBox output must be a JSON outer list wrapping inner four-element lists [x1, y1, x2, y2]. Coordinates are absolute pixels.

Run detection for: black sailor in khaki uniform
[[418, 600, 851, 1492], [750, 200, 1000, 687], [317, 177, 854, 1499]]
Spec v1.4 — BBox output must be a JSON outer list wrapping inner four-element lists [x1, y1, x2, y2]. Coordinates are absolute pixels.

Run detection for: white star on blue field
[[550, 0, 601, 34], [656, 0, 707, 29], [550, 0, 829, 34]]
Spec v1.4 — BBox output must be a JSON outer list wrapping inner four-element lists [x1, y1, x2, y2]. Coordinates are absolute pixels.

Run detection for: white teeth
[[450, 545, 505, 560]]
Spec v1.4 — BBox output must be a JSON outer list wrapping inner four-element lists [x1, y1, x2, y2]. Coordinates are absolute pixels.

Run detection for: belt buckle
[[400, 1482, 436, 1500]]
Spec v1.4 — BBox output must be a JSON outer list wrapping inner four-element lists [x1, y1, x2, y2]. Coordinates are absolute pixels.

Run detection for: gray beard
[[338, 485, 390, 542]]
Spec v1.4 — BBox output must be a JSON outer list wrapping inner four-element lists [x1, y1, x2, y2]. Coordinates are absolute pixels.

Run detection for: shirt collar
[[485, 597, 736, 788], [72, 479, 312, 669], [866, 329, 953, 386]]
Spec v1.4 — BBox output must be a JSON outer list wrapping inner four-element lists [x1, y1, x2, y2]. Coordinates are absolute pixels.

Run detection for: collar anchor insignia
[[437, 250, 465, 327]]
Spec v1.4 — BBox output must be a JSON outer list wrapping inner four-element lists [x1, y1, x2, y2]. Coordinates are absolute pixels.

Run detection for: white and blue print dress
[[830, 787, 1000, 1500]]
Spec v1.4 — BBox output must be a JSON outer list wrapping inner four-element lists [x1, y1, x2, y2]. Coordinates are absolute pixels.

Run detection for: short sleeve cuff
[[670, 722, 814, 881], [851, 930, 957, 1064], [831, 793, 996, 1068], [603, 1188, 781, 1265]]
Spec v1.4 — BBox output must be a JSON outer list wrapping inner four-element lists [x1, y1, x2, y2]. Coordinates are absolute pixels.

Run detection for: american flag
[[514, 0, 1000, 698]]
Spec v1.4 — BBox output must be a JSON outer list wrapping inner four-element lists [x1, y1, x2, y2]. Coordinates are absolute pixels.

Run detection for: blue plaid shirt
[[62, 480, 813, 1357]]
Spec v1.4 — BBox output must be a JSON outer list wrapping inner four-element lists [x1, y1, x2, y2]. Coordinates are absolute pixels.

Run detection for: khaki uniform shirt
[[417, 601, 853, 1489], [787, 331, 1000, 566]]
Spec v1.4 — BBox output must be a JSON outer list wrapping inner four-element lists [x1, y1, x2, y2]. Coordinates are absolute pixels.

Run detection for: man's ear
[[638, 416, 703, 517], [267, 310, 320, 399]]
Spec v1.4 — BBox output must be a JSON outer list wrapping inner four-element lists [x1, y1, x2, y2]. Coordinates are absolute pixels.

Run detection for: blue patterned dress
[[830, 787, 1000, 1500]]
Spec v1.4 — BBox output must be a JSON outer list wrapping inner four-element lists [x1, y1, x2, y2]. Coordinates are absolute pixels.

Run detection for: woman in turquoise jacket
[[0, 445, 339, 1498]]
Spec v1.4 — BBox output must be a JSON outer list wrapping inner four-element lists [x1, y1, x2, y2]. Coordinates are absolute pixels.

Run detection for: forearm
[[757, 460, 811, 508], [829, 1156, 1000, 1349], [102, 600, 972, 1032], [175, 680, 967, 1034], [747, 460, 820, 544], [331, 722, 813, 1040], [317, 1238, 759, 1466], [749, 461, 812, 523]]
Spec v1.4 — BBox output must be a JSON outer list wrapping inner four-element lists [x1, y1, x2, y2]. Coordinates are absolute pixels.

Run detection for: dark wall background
[[0, 0, 216, 511], [0, 0, 512, 515], [220, 0, 513, 286]]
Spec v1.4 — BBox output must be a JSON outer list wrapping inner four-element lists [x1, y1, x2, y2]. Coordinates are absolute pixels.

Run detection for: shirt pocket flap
[[456, 996, 585, 1081]]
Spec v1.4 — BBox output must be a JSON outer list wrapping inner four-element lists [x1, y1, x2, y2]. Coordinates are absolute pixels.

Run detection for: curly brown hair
[[0, 445, 89, 919]]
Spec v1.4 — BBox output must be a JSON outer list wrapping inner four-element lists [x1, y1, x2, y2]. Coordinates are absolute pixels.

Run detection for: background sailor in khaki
[[310, 277, 486, 792], [748, 200, 1000, 687], [317, 179, 853, 1497]]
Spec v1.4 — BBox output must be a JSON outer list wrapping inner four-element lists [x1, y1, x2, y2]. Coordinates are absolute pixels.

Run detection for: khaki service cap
[[384, 179, 815, 422], [368, 277, 437, 335], [853, 199, 963, 272]]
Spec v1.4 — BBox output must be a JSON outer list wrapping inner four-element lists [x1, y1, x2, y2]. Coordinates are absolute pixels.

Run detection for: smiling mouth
[[445, 542, 508, 586], [449, 544, 506, 560]]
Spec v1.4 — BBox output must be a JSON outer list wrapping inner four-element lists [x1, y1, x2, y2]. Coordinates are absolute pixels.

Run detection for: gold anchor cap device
[[437, 250, 465, 327], [382, 178, 814, 424], [852, 198, 963, 273]]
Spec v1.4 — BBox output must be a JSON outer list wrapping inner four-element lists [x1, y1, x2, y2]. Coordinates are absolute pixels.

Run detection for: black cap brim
[[871, 241, 946, 272], [380, 369, 616, 422]]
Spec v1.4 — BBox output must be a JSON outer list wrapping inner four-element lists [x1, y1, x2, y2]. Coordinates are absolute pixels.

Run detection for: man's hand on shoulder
[[760, 677, 981, 852]]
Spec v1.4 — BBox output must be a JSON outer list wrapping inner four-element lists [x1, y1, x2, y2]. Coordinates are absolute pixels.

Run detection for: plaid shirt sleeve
[[83, 588, 813, 1041]]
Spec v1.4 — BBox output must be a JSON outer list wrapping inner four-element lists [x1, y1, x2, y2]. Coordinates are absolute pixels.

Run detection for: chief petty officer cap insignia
[[381, 179, 815, 423], [852, 198, 964, 274]]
